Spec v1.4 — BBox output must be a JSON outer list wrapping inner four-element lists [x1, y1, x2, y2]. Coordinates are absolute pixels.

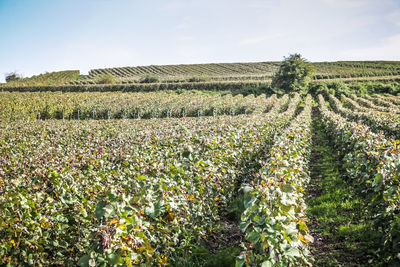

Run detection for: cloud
[[338, 34, 400, 60]]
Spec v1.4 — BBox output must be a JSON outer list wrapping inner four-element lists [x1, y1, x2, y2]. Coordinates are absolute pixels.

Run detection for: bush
[[232, 85, 274, 97], [372, 82, 396, 94], [139, 75, 160, 83], [94, 73, 116, 84], [5, 72, 22, 82], [187, 76, 211, 82], [309, 83, 329, 96], [325, 81, 350, 97], [271, 53, 315, 95]]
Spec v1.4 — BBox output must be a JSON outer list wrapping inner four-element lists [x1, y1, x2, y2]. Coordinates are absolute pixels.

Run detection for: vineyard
[[1, 90, 399, 266], [2, 61, 400, 93], [0, 91, 275, 121], [0, 71, 80, 87], [80, 61, 400, 84]]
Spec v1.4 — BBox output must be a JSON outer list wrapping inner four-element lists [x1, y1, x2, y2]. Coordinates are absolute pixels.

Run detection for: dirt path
[[306, 108, 379, 266]]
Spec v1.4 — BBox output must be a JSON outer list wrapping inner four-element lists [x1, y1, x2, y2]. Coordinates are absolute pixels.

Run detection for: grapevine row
[[334, 94, 400, 139], [238, 95, 313, 266], [318, 94, 400, 265], [0, 92, 276, 122]]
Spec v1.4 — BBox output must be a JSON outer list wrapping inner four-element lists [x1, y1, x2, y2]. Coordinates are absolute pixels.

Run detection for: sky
[[1, 0, 400, 82]]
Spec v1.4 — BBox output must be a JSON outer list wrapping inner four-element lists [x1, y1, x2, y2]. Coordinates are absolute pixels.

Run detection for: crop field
[[81, 61, 400, 84], [1, 89, 399, 266], [0, 91, 275, 121], [2, 61, 400, 93]]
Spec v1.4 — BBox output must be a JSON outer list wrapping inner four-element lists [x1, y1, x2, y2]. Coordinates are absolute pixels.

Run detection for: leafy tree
[[5, 72, 22, 82], [271, 54, 315, 94]]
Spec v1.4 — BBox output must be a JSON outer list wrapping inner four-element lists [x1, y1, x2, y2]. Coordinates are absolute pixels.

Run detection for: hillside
[[75, 61, 400, 84], [1, 70, 80, 87], [2, 61, 400, 91]]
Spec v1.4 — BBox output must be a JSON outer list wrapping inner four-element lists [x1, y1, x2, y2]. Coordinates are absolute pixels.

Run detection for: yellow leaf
[[118, 223, 127, 231], [298, 234, 308, 244], [40, 218, 50, 229], [2, 256, 11, 263], [109, 219, 119, 226]]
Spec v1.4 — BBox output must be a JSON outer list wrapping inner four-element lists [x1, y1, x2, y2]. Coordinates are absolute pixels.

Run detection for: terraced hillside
[[2, 61, 400, 92], [73, 61, 400, 85]]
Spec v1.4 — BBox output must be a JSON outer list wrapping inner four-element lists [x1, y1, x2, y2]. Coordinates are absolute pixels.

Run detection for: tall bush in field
[[272, 54, 315, 95]]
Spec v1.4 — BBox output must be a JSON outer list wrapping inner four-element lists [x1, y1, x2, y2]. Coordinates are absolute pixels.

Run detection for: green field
[[1, 87, 399, 266], [1, 60, 400, 266]]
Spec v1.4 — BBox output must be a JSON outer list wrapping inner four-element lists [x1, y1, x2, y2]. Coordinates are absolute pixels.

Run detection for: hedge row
[[0, 81, 268, 93]]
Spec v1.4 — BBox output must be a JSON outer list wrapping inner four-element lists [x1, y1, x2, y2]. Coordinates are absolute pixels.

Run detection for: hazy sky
[[1, 0, 400, 82]]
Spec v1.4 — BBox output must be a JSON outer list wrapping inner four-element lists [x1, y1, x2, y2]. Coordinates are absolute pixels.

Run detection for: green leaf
[[235, 255, 246, 267], [373, 173, 383, 188], [136, 174, 147, 180], [243, 185, 253, 194], [244, 196, 256, 209], [240, 221, 251, 232], [285, 247, 301, 258], [282, 184, 295, 193], [107, 253, 124, 265], [80, 208, 88, 218], [95, 201, 107, 220], [77, 255, 90, 267], [246, 230, 260, 243], [145, 203, 155, 217], [261, 260, 274, 267]]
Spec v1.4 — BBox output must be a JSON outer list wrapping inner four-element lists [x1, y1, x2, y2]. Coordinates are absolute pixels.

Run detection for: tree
[[271, 54, 315, 95], [5, 72, 22, 83]]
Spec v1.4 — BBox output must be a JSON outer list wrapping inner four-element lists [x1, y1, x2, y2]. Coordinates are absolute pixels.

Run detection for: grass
[[306, 109, 381, 266]]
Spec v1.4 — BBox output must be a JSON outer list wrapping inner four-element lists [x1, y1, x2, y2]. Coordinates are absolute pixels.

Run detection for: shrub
[[94, 73, 116, 84], [309, 83, 329, 96], [5, 72, 22, 82], [139, 75, 160, 83], [271, 54, 315, 95], [187, 75, 211, 82], [325, 81, 350, 97]]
